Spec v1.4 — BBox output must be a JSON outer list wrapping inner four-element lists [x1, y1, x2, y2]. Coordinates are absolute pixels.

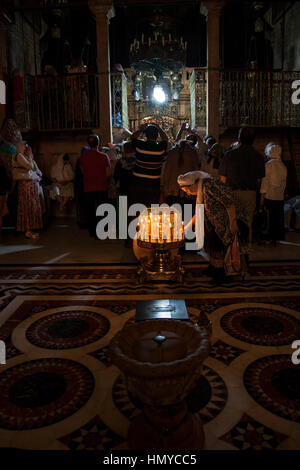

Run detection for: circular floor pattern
[[220, 306, 300, 346], [0, 358, 95, 430], [26, 310, 110, 349], [112, 365, 227, 425], [244, 355, 300, 423]]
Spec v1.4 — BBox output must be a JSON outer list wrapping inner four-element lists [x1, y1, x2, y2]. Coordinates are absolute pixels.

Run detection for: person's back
[[130, 123, 168, 206], [219, 127, 265, 244], [132, 128, 167, 180], [162, 140, 199, 198], [79, 134, 111, 238], [220, 144, 265, 191], [80, 147, 110, 192]]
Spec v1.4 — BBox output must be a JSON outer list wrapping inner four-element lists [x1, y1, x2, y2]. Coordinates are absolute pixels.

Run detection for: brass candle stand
[[137, 208, 185, 283]]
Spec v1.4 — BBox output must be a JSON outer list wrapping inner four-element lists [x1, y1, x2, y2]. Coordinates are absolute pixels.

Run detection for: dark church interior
[[0, 0, 300, 457]]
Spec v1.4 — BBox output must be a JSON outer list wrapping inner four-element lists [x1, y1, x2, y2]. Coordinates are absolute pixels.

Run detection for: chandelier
[[129, 31, 187, 104], [130, 32, 187, 64]]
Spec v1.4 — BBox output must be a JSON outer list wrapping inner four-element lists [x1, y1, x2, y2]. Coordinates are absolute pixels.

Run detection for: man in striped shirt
[[130, 123, 168, 206]]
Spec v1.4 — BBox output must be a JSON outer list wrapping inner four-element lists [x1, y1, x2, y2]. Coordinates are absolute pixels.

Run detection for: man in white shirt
[[260, 144, 287, 244]]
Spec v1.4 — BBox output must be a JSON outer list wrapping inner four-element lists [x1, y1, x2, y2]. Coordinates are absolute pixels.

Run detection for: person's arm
[[176, 123, 187, 142], [218, 154, 228, 182], [131, 123, 147, 140], [187, 126, 203, 148], [226, 204, 239, 235], [106, 155, 111, 179], [16, 153, 34, 170], [259, 164, 268, 208], [184, 214, 196, 232], [156, 125, 168, 142]]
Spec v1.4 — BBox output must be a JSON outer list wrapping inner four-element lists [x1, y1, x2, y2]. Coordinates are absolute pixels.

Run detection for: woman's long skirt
[[17, 180, 42, 232], [204, 216, 249, 268]]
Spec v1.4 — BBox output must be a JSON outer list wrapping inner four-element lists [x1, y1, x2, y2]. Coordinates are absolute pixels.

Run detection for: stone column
[[202, 0, 226, 140], [88, 0, 115, 145]]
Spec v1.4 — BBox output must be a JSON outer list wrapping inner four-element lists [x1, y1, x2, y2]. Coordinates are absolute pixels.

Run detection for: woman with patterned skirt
[[177, 171, 249, 283], [14, 143, 42, 239]]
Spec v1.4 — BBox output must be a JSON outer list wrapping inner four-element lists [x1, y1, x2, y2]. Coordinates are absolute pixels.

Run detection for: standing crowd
[[0, 118, 292, 282]]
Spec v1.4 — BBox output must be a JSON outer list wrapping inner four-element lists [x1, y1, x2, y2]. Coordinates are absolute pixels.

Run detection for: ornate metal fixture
[[130, 31, 187, 64], [129, 31, 187, 104]]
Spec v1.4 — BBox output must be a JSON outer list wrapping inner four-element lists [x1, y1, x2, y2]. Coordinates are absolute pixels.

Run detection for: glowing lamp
[[152, 85, 166, 104]]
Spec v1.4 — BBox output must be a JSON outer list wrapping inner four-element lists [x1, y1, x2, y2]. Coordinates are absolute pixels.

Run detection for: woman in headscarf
[[260, 144, 287, 244], [49, 153, 74, 209], [177, 171, 249, 282]]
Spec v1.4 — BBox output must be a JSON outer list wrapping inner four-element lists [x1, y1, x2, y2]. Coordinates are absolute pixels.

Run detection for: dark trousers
[[265, 198, 285, 242], [128, 175, 160, 207], [84, 191, 108, 237]]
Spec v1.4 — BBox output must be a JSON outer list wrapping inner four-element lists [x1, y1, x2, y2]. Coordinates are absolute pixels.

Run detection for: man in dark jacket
[[219, 127, 265, 243]]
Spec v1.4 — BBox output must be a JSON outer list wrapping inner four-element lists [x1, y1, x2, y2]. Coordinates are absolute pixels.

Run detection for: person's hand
[[181, 122, 187, 131], [230, 219, 239, 235]]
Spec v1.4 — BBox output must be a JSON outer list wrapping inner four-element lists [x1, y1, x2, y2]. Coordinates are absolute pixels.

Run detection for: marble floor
[[0, 217, 300, 265], [0, 219, 300, 452]]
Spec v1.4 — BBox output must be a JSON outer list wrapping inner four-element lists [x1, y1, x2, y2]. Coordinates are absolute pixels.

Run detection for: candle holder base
[[137, 248, 185, 283]]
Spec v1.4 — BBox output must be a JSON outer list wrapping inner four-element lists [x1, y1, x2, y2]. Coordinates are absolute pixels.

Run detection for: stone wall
[[7, 11, 41, 76], [283, 2, 300, 70], [270, 2, 300, 71]]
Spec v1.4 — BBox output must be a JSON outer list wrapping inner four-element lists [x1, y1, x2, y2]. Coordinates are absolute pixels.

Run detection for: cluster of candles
[[130, 33, 187, 53], [138, 210, 185, 243]]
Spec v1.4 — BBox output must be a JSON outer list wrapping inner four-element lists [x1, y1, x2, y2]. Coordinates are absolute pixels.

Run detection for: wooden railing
[[24, 69, 300, 132], [23, 72, 129, 132], [191, 68, 300, 128], [220, 69, 300, 128], [24, 73, 100, 131]]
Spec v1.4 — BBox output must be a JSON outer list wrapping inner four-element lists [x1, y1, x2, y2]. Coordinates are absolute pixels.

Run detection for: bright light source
[[152, 85, 166, 104]]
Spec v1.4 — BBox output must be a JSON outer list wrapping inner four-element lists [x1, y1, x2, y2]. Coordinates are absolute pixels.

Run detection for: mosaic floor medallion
[[58, 415, 124, 450], [209, 339, 246, 366], [0, 358, 95, 430], [26, 310, 110, 349], [221, 306, 300, 346], [220, 413, 288, 450], [112, 365, 228, 425], [244, 355, 300, 423]]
